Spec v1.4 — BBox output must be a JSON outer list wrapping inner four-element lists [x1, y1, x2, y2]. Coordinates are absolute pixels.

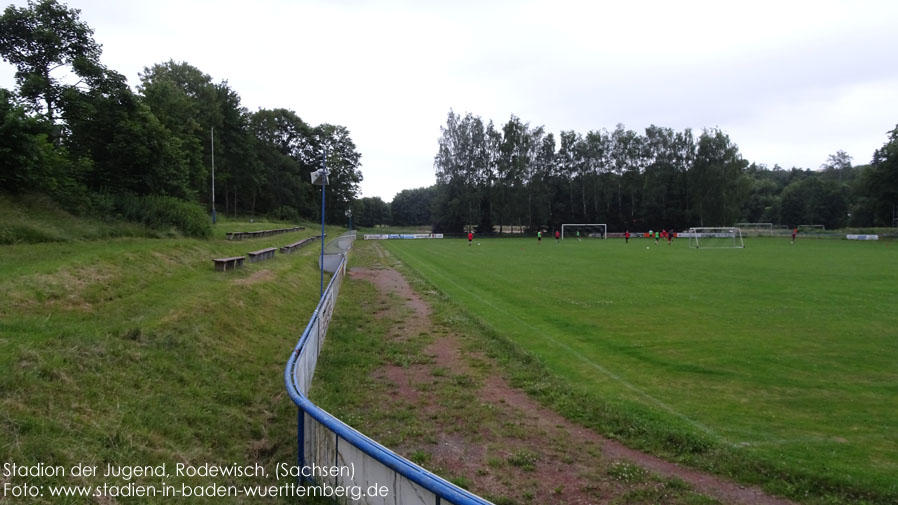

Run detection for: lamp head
[[311, 168, 329, 186]]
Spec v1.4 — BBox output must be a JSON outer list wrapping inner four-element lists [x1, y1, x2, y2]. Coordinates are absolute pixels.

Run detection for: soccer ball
[[477, 243, 481, 246], [646, 246, 650, 249]]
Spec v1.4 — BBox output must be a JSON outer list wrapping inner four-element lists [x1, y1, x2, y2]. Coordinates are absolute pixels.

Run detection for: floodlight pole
[[320, 150, 327, 299]]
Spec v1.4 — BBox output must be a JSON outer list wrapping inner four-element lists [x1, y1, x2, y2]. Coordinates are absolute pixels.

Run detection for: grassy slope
[[0, 211, 337, 504], [383, 236, 898, 505], [0, 194, 153, 244]]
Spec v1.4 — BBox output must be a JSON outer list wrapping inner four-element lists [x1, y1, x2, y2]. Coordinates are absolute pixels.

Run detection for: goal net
[[687, 227, 744, 249], [735, 222, 773, 236], [561, 224, 607, 239]]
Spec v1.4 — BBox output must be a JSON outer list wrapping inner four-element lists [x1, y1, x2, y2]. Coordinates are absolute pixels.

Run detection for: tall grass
[[0, 194, 150, 244], [0, 193, 213, 243], [106, 193, 212, 238], [0, 219, 339, 504]]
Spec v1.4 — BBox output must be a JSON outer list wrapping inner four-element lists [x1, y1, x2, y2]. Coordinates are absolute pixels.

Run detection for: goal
[[687, 227, 744, 249], [561, 224, 607, 239], [735, 222, 773, 236]]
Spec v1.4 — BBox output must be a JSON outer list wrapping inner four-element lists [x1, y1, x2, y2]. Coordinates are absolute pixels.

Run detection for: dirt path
[[348, 245, 796, 505]]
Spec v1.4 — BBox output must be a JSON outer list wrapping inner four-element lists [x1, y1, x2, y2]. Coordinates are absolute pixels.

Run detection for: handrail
[[284, 243, 493, 505]]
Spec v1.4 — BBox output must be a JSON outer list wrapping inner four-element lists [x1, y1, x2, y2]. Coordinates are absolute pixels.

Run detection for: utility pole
[[211, 127, 216, 224], [320, 150, 326, 298]]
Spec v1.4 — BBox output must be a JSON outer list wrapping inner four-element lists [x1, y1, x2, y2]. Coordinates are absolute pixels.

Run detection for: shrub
[[270, 205, 300, 223], [110, 193, 212, 238]]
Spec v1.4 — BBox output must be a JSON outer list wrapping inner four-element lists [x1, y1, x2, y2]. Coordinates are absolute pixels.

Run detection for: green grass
[[0, 194, 155, 244], [0, 210, 344, 503], [311, 240, 725, 505], [382, 236, 898, 505]]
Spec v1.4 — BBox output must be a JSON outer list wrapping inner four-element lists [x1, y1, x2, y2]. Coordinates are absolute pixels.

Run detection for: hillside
[[0, 201, 335, 504]]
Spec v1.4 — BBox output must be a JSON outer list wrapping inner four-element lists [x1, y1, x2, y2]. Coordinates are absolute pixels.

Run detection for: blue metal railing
[[284, 248, 493, 505]]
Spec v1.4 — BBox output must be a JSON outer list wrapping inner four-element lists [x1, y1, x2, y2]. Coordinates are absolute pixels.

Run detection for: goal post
[[687, 227, 744, 249], [561, 224, 607, 239], [735, 222, 773, 236]]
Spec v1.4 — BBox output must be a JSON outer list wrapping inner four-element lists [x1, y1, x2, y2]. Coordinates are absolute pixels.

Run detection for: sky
[[2, 0, 898, 202]]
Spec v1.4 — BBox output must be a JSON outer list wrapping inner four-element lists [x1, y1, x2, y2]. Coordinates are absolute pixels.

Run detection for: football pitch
[[382, 236, 898, 502]]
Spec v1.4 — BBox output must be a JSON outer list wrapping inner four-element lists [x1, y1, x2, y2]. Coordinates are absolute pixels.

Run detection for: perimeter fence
[[284, 232, 494, 505]]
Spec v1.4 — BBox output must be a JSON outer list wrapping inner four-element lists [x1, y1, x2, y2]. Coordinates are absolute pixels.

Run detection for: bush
[[109, 193, 212, 238], [269, 205, 300, 223]]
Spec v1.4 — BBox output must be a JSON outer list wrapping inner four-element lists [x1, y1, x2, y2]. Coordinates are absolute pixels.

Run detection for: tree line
[[1, 0, 362, 234], [3, 1, 896, 235], [421, 110, 898, 233]]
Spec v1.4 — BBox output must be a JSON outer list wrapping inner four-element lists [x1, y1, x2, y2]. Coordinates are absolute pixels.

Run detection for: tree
[[391, 186, 436, 227], [214, 81, 262, 216], [429, 108, 894, 232], [316, 123, 363, 224], [557, 130, 579, 223], [779, 177, 848, 229], [353, 197, 390, 228], [641, 125, 684, 227], [741, 166, 781, 224], [821, 150, 853, 182], [433, 110, 481, 232], [865, 125, 898, 226], [478, 119, 498, 233], [249, 108, 314, 218], [609, 124, 641, 225], [57, 63, 195, 198], [138, 61, 218, 198], [530, 131, 556, 230], [690, 129, 749, 226], [0, 0, 102, 131], [583, 129, 610, 221], [0, 87, 87, 207], [497, 115, 529, 232]]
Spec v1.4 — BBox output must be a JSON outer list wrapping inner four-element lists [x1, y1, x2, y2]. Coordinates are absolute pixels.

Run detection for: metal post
[[211, 127, 216, 224], [320, 150, 326, 299], [297, 407, 305, 484]]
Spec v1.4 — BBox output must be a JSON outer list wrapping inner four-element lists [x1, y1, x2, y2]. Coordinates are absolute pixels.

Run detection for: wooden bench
[[279, 237, 316, 254], [247, 247, 276, 263], [213, 256, 245, 271], [279, 241, 301, 254], [226, 226, 305, 240]]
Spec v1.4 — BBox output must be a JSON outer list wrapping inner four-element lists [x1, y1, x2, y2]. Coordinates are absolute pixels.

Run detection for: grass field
[[382, 236, 898, 504], [0, 208, 336, 504]]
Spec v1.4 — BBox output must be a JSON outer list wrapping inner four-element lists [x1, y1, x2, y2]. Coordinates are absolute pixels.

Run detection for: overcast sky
[[3, 0, 898, 201]]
